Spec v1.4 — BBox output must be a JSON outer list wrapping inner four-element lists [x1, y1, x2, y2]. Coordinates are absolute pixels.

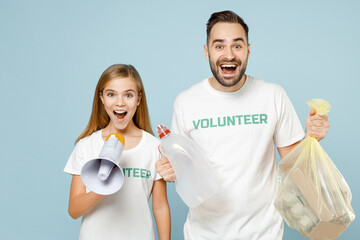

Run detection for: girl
[[64, 64, 171, 240]]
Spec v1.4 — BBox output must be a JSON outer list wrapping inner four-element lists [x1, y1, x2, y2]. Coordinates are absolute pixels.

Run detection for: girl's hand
[[155, 156, 176, 182], [68, 175, 105, 219]]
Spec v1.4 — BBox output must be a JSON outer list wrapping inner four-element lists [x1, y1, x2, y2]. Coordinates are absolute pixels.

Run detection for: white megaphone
[[81, 133, 125, 195]]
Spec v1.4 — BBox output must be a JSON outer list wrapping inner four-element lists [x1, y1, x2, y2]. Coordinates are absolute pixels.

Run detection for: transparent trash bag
[[274, 99, 355, 240]]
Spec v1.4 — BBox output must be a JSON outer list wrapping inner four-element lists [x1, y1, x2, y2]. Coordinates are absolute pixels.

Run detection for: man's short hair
[[206, 10, 249, 44]]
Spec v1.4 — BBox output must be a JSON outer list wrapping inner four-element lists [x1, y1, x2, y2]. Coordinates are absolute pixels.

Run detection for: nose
[[115, 96, 125, 106], [224, 47, 235, 61]]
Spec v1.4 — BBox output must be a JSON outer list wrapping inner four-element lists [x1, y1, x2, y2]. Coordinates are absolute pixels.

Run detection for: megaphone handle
[[97, 159, 115, 181]]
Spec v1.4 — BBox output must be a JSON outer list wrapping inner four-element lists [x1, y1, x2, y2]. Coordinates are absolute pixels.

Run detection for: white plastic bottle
[[157, 124, 222, 208]]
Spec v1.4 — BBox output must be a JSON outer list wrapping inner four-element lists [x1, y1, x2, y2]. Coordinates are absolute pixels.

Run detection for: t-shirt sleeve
[[171, 96, 187, 136], [64, 142, 85, 175], [274, 87, 305, 148]]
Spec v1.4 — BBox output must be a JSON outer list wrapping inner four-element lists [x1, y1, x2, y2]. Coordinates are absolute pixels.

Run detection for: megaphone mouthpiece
[[105, 133, 125, 146]]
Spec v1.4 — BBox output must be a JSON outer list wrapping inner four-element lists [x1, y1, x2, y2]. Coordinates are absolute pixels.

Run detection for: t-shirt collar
[[204, 75, 251, 97]]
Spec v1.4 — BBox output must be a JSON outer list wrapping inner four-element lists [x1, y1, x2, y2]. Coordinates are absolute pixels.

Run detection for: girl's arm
[[152, 179, 171, 240], [68, 175, 105, 219]]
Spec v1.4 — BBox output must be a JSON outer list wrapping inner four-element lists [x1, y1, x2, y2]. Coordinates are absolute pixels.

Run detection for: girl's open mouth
[[114, 110, 127, 120]]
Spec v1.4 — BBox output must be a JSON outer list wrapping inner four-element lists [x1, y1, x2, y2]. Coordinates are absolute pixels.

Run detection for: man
[[156, 10, 329, 239]]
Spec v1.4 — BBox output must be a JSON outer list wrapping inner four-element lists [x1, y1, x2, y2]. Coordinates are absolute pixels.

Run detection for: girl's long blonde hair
[[76, 64, 153, 143]]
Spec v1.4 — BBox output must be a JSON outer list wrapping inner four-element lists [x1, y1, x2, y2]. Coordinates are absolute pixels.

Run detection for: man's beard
[[209, 56, 248, 88]]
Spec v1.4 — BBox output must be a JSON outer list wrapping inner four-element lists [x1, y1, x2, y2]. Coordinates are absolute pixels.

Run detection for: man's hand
[[306, 110, 330, 141], [155, 155, 176, 182]]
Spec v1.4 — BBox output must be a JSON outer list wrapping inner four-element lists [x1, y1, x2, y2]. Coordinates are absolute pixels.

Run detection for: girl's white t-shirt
[[64, 130, 161, 240]]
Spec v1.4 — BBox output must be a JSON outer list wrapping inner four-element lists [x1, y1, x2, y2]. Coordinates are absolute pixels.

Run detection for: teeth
[[115, 110, 126, 114], [221, 65, 236, 68]]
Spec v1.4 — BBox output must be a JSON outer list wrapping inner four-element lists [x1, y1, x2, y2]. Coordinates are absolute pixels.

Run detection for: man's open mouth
[[114, 110, 127, 120], [220, 64, 238, 74]]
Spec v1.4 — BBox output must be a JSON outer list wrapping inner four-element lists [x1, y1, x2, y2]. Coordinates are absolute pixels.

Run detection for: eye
[[234, 44, 241, 49], [107, 93, 115, 97], [125, 93, 133, 98], [215, 45, 223, 50]]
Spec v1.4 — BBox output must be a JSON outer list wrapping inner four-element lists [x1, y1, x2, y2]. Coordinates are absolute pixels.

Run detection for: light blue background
[[1, 0, 359, 239]]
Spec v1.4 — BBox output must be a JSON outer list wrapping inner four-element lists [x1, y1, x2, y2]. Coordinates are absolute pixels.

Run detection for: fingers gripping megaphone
[[81, 133, 125, 195]]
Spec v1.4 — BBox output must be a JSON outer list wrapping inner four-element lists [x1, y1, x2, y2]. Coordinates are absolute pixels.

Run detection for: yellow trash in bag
[[274, 99, 355, 240]]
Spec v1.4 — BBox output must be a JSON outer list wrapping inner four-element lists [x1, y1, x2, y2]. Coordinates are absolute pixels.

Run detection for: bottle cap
[[157, 124, 171, 139]]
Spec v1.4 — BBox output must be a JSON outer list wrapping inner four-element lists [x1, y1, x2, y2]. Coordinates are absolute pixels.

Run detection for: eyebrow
[[103, 88, 136, 93], [103, 89, 115, 93], [123, 89, 136, 93], [211, 37, 246, 46]]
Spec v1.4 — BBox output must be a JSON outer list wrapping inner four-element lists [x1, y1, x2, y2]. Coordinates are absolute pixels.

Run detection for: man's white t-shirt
[[64, 130, 161, 240], [171, 76, 305, 240]]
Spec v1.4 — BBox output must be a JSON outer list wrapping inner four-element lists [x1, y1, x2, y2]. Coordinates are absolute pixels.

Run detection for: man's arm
[[277, 141, 301, 159], [277, 110, 329, 159]]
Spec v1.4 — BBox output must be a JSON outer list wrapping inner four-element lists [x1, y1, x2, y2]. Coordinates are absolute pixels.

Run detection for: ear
[[204, 44, 209, 60], [137, 92, 142, 106], [247, 43, 251, 57], [99, 92, 104, 104]]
